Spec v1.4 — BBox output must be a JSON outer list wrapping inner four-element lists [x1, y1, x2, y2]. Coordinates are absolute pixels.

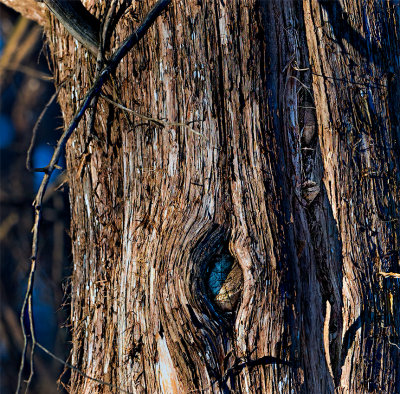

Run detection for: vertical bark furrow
[[32, 0, 400, 392], [303, 0, 400, 391]]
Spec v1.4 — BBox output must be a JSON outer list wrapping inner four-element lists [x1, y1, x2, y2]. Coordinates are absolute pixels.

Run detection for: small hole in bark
[[205, 245, 243, 313]]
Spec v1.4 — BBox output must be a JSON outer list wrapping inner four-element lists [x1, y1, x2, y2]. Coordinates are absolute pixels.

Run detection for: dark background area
[[0, 4, 71, 393]]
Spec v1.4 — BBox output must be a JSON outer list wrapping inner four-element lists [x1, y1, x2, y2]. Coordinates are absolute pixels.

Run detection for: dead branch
[[41, 0, 101, 55]]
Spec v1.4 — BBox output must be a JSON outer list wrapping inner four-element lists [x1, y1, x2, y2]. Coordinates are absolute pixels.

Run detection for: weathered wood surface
[[49, 1, 312, 391], [3, 0, 399, 392], [303, 0, 400, 391]]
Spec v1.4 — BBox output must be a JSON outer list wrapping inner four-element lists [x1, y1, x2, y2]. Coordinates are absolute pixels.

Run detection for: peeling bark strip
[[303, 0, 400, 391], [3, 0, 399, 391]]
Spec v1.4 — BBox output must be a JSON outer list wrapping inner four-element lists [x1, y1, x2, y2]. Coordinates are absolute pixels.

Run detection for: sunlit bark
[[3, 0, 399, 392]]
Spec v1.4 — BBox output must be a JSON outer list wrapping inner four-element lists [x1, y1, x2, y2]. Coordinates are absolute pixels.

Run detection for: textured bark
[[4, 0, 399, 392], [302, 1, 400, 391], [1, 0, 47, 25]]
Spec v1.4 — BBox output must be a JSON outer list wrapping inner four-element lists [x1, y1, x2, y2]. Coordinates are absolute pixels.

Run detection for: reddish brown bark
[[3, 0, 400, 392]]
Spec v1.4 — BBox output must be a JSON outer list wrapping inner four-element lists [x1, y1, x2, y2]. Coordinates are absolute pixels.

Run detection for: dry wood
[[3, 0, 399, 392]]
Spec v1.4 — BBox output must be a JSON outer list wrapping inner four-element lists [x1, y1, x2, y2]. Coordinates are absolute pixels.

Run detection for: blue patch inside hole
[[207, 250, 235, 297]]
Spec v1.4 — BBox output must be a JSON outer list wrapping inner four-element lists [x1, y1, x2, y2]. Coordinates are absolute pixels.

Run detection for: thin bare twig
[[0, 64, 53, 81], [379, 272, 400, 279], [16, 1, 171, 392], [25, 297, 35, 394], [289, 75, 313, 96], [389, 341, 400, 351], [310, 71, 387, 89], [189, 355, 295, 393], [100, 94, 206, 139], [26, 87, 61, 172], [109, 75, 138, 133], [36, 342, 132, 393]]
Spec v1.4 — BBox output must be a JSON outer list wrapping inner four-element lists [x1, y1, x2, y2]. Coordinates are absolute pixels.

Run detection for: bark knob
[[301, 180, 320, 204]]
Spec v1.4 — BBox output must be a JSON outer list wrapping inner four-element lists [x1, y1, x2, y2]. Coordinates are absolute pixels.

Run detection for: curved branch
[[1, 0, 101, 54], [41, 0, 101, 55]]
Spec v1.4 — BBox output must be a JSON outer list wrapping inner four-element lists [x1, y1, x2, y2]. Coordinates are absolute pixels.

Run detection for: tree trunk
[[5, 0, 400, 392]]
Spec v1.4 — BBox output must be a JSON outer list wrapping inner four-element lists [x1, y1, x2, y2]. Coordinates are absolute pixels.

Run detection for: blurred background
[[0, 4, 71, 393]]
